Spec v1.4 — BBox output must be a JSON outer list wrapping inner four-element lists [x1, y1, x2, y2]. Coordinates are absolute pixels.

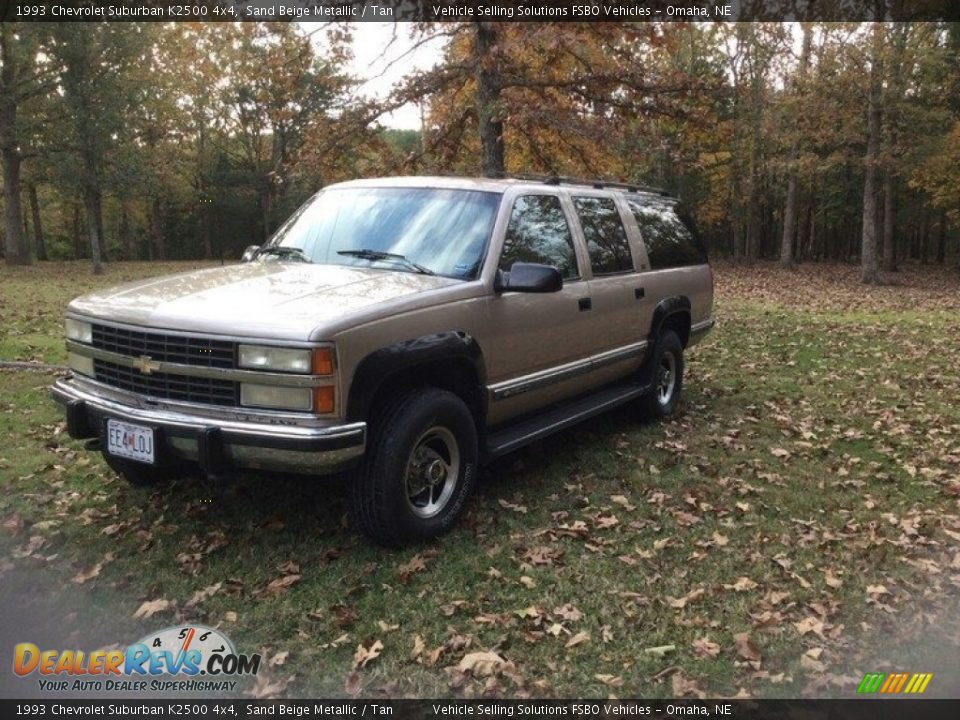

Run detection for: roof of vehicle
[[327, 175, 677, 200]]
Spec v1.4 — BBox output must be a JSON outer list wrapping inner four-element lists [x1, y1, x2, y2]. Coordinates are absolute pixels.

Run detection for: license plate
[[106, 420, 155, 465]]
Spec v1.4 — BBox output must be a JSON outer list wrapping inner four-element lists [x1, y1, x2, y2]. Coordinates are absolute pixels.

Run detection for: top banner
[[4, 0, 958, 22]]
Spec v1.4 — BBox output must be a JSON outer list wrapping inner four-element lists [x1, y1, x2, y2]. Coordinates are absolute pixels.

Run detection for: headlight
[[240, 384, 313, 412], [238, 345, 313, 374], [68, 352, 94, 377], [65, 319, 93, 344]]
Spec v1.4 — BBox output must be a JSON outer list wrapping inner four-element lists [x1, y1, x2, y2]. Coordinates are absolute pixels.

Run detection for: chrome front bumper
[[51, 376, 366, 475]]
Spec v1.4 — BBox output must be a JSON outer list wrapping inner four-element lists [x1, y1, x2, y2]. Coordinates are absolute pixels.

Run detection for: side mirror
[[241, 245, 261, 263], [495, 262, 563, 293]]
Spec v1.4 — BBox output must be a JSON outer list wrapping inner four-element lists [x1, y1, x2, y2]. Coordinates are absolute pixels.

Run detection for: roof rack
[[492, 172, 673, 197]]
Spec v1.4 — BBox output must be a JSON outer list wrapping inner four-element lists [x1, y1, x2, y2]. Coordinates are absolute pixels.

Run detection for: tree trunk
[[780, 24, 812, 269], [1, 146, 30, 265], [150, 197, 166, 260], [936, 212, 947, 265], [83, 186, 103, 275], [202, 205, 213, 260], [920, 215, 929, 264], [26, 182, 46, 261], [474, 23, 505, 177], [780, 176, 799, 268], [119, 200, 132, 260], [1, 27, 32, 266], [72, 202, 83, 259], [882, 174, 896, 272], [860, 24, 883, 285]]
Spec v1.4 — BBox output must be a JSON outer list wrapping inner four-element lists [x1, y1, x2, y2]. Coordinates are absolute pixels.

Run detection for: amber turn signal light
[[312, 348, 334, 376], [313, 385, 336, 414]]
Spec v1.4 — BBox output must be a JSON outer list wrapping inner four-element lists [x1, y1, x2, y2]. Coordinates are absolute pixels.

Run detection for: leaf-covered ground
[[1, 260, 959, 699]]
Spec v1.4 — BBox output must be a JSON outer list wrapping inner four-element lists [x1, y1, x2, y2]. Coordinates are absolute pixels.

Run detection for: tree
[[780, 23, 813, 269], [0, 25, 53, 266]]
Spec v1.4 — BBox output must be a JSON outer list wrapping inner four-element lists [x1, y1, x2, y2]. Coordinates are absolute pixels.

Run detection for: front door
[[483, 193, 596, 426]]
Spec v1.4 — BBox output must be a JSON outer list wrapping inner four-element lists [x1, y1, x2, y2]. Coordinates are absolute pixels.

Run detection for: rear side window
[[572, 197, 634, 275], [499, 195, 579, 279], [627, 198, 708, 269]]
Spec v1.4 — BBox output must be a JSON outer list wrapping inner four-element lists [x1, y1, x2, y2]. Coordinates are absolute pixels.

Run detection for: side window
[[572, 196, 634, 275], [627, 198, 708, 269], [499, 195, 579, 279]]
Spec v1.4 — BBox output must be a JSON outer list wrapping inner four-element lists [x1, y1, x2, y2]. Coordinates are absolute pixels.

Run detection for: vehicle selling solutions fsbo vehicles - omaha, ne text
[[53, 175, 714, 545]]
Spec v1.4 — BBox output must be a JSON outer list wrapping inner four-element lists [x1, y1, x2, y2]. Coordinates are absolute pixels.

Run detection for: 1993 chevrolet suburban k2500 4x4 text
[[53, 175, 714, 545]]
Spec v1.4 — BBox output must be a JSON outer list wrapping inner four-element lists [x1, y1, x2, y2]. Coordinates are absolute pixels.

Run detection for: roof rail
[[492, 172, 673, 197]]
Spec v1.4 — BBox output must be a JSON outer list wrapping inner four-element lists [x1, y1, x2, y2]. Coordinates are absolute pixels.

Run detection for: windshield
[[262, 187, 501, 280]]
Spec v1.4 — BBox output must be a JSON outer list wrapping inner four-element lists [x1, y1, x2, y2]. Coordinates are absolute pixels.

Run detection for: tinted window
[[267, 187, 500, 279], [573, 197, 634, 275], [627, 198, 708, 269], [499, 195, 579, 279]]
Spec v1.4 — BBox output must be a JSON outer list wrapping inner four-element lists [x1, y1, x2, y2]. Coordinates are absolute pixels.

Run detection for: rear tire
[[640, 330, 684, 420], [101, 453, 184, 487], [350, 388, 478, 546]]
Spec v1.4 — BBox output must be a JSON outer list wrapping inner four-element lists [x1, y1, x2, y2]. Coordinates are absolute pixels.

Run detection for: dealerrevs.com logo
[[13, 625, 261, 693]]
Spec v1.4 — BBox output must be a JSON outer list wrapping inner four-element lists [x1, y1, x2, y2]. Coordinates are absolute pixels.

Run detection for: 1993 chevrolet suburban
[[52, 175, 714, 545]]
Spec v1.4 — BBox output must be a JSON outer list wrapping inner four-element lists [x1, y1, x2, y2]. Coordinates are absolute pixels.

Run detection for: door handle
[[635, 287, 645, 299], [578, 297, 592, 311]]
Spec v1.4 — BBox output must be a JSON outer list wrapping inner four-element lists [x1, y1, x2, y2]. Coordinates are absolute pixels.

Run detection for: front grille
[[91, 324, 235, 369], [94, 359, 238, 407]]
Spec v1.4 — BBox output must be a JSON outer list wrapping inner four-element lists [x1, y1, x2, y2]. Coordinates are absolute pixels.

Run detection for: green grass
[[1, 259, 959, 698]]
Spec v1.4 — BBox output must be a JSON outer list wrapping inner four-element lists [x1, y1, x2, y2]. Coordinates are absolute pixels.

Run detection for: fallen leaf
[[133, 599, 171, 620], [824, 570, 843, 589], [397, 554, 427, 583], [800, 647, 827, 673], [269, 651, 289, 667], [594, 673, 624, 687], [671, 671, 706, 698], [553, 604, 583, 622], [352, 639, 383, 669], [565, 631, 590, 649], [266, 574, 302, 594], [692, 637, 721, 658], [457, 651, 507, 678], [733, 632, 761, 662], [667, 587, 705, 609], [72, 563, 103, 585], [724, 576, 758, 592], [186, 582, 223, 608]]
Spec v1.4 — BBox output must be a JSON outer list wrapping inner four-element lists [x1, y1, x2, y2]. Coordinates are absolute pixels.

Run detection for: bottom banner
[[1, 699, 958, 720]]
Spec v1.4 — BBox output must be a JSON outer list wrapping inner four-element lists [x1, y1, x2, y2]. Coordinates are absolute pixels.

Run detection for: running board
[[483, 380, 651, 462]]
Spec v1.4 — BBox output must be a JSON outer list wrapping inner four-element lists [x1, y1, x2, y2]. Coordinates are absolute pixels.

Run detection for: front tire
[[351, 388, 478, 546], [640, 330, 684, 420]]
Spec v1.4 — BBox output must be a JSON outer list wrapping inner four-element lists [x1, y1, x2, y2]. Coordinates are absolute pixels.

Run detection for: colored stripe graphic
[[857, 672, 933, 694], [857, 673, 886, 693]]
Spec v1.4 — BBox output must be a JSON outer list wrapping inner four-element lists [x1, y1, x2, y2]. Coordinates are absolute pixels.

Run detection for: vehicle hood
[[68, 263, 459, 340]]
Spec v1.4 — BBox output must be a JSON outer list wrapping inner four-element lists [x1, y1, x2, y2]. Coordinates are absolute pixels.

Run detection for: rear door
[[569, 193, 649, 384]]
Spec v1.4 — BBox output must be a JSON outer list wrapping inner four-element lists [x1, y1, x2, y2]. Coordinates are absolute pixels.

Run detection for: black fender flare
[[648, 296, 691, 345], [346, 331, 487, 424]]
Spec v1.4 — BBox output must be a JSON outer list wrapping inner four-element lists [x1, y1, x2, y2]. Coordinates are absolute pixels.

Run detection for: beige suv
[[53, 176, 713, 545]]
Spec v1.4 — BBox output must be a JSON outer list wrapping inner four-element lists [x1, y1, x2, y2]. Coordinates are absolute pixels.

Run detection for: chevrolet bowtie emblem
[[133, 355, 161, 375]]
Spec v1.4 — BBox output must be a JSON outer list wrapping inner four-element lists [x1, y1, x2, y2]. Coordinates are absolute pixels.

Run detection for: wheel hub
[[404, 426, 460, 519], [657, 352, 676, 405]]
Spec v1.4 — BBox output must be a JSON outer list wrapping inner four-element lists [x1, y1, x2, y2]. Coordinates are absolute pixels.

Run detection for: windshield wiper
[[258, 246, 312, 263], [337, 249, 435, 275]]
